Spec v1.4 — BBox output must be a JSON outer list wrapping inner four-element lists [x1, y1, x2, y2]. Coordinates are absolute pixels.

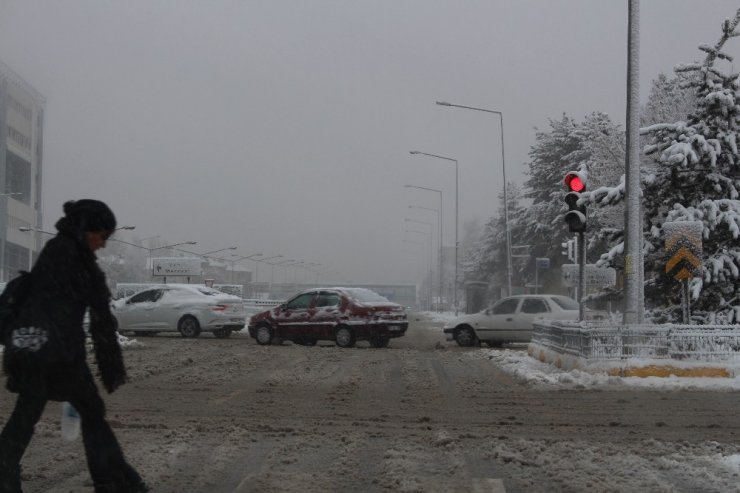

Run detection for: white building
[[0, 60, 45, 280]]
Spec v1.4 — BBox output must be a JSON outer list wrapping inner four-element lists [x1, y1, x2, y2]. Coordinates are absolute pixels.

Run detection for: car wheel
[[213, 328, 232, 339], [255, 324, 273, 345], [369, 335, 390, 348], [454, 325, 477, 347], [334, 326, 355, 348], [178, 316, 201, 338]]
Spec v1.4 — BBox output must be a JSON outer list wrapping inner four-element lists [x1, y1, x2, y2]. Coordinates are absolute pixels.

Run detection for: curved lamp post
[[436, 100, 513, 297], [410, 150, 459, 313], [230, 253, 262, 284], [405, 184, 444, 312]]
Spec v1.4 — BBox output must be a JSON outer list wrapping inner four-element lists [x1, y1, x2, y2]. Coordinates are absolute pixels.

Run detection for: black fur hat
[[62, 199, 117, 233]]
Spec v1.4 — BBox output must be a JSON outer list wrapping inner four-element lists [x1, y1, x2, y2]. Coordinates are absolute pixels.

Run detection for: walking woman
[[0, 200, 147, 492]]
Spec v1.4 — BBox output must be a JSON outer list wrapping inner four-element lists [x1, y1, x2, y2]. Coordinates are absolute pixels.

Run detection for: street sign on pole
[[663, 221, 702, 280], [535, 258, 550, 269], [562, 264, 616, 288], [663, 221, 703, 323], [152, 257, 202, 277]]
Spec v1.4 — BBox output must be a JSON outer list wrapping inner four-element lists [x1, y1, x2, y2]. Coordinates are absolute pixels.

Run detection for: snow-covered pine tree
[[461, 182, 525, 291], [640, 10, 740, 323], [519, 113, 624, 290], [593, 9, 740, 323], [642, 72, 699, 128]]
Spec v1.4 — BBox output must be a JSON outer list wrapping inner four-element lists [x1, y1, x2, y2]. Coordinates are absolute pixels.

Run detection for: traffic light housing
[[561, 238, 576, 261], [563, 171, 587, 233]]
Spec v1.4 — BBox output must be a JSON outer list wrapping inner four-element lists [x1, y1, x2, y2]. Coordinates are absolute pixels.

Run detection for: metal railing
[[532, 321, 740, 362]]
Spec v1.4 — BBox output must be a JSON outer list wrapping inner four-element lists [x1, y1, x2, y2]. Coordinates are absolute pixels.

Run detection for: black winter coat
[[23, 234, 97, 360], [2, 222, 122, 395]]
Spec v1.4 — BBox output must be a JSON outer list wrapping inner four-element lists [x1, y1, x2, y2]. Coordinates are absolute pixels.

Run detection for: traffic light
[[563, 171, 587, 233], [560, 238, 576, 261]]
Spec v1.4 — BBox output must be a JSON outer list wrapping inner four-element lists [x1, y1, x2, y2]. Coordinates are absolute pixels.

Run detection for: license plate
[[388, 325, 401, 331]]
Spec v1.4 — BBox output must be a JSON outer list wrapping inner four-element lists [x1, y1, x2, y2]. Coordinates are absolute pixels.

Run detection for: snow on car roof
[[124, 284, 241, 299]]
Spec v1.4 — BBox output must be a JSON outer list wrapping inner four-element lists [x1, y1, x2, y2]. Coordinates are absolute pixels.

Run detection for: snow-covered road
[[1, 315, 739, 492]]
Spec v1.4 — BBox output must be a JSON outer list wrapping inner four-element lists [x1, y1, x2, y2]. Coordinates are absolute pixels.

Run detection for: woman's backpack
[[0, 271, 34, 346]]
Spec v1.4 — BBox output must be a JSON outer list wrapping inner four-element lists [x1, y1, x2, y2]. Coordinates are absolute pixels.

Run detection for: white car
[[443, 294, 579, 347], [112, 284, 246, 338]]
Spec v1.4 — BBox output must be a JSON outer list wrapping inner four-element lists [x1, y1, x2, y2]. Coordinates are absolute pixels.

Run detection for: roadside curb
[[528, 344, 737, 378]]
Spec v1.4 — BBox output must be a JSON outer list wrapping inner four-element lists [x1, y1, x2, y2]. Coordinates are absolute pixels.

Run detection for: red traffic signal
[[563, 171, 587, 233], [564, 171, 586, 193]]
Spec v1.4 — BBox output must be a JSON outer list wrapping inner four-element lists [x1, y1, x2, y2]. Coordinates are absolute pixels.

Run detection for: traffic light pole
[[578, 231, 586, 322]]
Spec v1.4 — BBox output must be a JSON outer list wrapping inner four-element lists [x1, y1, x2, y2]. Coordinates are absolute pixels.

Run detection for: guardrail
[[243, 299, 284, 307], [532, 321, 740, 362], [242, 299, 284, 317]]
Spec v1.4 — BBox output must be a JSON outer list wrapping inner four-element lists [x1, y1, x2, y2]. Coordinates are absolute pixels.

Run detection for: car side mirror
[[484, 308, 491, 315]]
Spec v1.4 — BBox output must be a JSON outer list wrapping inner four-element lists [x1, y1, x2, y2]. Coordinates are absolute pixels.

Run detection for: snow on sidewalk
[[471, 348, 740, 390]]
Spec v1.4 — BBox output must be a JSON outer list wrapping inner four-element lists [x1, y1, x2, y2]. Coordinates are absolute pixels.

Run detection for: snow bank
[[473, 348, 740, 390]]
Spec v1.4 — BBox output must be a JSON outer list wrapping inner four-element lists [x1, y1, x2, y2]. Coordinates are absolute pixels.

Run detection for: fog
[[1, 0, 738, 285]]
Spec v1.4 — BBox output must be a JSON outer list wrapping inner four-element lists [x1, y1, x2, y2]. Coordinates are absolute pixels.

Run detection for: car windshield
[[343, 288, 390, 303], [551, 296, 579, 310]]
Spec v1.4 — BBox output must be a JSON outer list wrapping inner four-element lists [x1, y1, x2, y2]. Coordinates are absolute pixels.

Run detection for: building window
[[7, 94, 32, 120], [6, 125, 31, 151], [5, 150, 31, 205], [4, 241, 30, 277]]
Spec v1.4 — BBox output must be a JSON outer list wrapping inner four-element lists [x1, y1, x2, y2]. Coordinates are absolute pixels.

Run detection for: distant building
[[0, 60, 45, 281]]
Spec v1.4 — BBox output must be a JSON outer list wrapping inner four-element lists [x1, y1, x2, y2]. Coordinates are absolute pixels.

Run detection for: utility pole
[[623, 0, 644, 324]]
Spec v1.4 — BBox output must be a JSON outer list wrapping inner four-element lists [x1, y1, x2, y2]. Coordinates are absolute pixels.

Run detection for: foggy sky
[[1, 0, 738, 285]]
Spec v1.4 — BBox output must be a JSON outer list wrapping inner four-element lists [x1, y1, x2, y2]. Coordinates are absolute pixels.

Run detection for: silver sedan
[[443, 294, 580, 347], [112, 284, 246, 338]]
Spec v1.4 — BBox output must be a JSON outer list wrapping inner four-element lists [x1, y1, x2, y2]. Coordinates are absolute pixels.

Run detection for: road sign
[[663, 221, 702, 280], [562, 264, 616, 288], [152, 257, 202, 277], [536, 257, 550, 269]]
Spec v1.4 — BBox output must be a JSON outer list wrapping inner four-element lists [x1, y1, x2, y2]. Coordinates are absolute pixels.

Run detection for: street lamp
[[266, 258, 293, 287], [410, 150, 459, 314], [405, 184, 444, 311], [405, 218, 439, 312], [230, 253, 263, 284], [198, 246, 237, 257], [18, 227, 197, 277], [147, 241, 197, 271], [254, 254, 283, 284], [405, 228, 434, 309], [436, 100, 513, 297], [282, 260, 304, 283], [150, 241, 197, 252], [409, 205, 442, 307], [18, 227, 195, 254], [403, 238, 432, 310]]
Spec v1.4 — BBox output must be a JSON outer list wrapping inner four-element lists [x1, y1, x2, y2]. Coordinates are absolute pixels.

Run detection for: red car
[[248, 287, 408, 348]]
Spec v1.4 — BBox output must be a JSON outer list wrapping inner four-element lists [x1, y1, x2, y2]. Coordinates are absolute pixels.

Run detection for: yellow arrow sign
[[664, 221, 703, 282], [666, 246, 701, 276]]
